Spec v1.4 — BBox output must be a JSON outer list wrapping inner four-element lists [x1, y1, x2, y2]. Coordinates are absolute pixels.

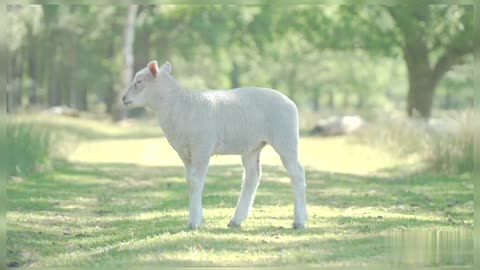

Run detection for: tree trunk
[[38, 27, 51, 106], [28, 31, 38, 105], [113, 5, 138, 122], [403, 45, 437, 119], [45, 25, 56, 107], [444, 92, 452, 109], [106, 85, 115, 114], [287, 69, 296, 103], [105, 38, 116, 114], [17, 50, 24, 108], [406, 75, 436, 119], [7, 51, 17, 113], [64, 65, 72, 107], [342, 90, 350, 109], [78, 87, 88, 111], [312, 88, 320, 112], [67, 38, 76, 109], [70, 73, 77, 109], [47, 28, 61, 106], [129, 16, 149, 119], [326, 90, 334, 109], [48, 55, 61, 106], [230, 60, 240, 88], [135, 21, 150, 72], [10, 48, 26, 112], [357, 90, 366, 109]]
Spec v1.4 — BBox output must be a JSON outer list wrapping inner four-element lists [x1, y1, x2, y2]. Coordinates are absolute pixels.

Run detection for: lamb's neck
[[147, 79, 194, 132]]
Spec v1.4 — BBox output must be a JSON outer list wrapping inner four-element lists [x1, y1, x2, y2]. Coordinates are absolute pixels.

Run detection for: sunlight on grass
[[69, 136, 411, 175]]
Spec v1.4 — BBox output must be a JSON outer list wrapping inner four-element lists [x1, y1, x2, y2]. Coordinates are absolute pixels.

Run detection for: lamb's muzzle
[[121, 95, 132, 106]]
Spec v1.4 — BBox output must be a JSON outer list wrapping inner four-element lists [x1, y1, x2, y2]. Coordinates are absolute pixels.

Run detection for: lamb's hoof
[[228, 220, 241, 228], [188, 223, 202, 230], [292, 223, 306, 229]]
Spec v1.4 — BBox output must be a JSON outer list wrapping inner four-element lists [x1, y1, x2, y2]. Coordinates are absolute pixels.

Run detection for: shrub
[[426, 110, 475, 174], [5, 118, 52, 177], [353, 110, 476, 174]]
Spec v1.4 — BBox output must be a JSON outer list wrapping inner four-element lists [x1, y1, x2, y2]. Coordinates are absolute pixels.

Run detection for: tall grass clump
[[353, 116, 431, 157], [353, 110, 476, 174], [6, 118, 52, 177], [425, 110, 476, 174]]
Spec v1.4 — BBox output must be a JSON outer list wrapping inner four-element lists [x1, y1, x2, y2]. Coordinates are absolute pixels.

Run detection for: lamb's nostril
[[122, 96, 127, 101]]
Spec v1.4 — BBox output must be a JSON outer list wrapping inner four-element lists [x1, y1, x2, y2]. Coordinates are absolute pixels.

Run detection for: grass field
[[7, 115, 473, 267]]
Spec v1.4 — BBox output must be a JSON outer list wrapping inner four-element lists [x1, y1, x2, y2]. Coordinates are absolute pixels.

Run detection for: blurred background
[[6, 4, 474, 122]]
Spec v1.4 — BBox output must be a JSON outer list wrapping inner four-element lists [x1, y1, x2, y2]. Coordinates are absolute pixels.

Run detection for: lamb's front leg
[[184, 156, 210, 230], [228, 147, 263, 227]]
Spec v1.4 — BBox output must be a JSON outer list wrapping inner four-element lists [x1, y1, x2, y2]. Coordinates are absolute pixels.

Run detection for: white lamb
[[122, 61, 307, 229]]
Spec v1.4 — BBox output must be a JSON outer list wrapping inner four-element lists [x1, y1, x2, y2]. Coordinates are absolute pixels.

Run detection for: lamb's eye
[[136, 80, 142, 84]]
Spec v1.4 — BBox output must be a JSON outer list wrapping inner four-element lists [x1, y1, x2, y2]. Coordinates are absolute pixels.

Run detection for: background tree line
[[6, 4, 473, 120]]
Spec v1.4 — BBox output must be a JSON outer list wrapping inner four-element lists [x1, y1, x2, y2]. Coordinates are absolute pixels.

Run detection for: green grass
[[6, 115, 473, 267]]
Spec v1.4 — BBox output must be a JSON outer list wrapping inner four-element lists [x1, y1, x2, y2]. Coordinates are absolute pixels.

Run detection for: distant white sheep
[[312, 115, 364, 136], [122, 61, 307, 229]]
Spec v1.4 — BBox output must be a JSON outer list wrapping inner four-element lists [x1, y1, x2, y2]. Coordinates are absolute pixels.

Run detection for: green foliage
[[288, 5, 400, 56], [6, 118, 52, 177], [436, 60, 474, 109]]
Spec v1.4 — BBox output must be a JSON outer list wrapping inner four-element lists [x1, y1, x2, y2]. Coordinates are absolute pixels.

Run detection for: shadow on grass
[[7, 160, 473, 267]]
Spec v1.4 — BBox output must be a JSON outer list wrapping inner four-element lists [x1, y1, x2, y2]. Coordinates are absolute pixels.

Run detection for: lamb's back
[[201, 87, 296, 115], [204, 86, 298, 138]]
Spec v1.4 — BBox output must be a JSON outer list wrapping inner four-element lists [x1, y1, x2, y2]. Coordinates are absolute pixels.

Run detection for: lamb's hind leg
[[282, 153, 307, 229], [272, 144, 307, 229], [228, 146, 264, 227]]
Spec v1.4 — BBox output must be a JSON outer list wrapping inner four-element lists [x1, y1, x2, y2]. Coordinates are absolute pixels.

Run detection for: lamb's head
[[122, 60, 172, 108]]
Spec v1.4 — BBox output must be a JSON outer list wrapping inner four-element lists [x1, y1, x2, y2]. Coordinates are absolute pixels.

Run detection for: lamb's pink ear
[[161, 61, 172, 74], [147, 60, 159, 77]]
